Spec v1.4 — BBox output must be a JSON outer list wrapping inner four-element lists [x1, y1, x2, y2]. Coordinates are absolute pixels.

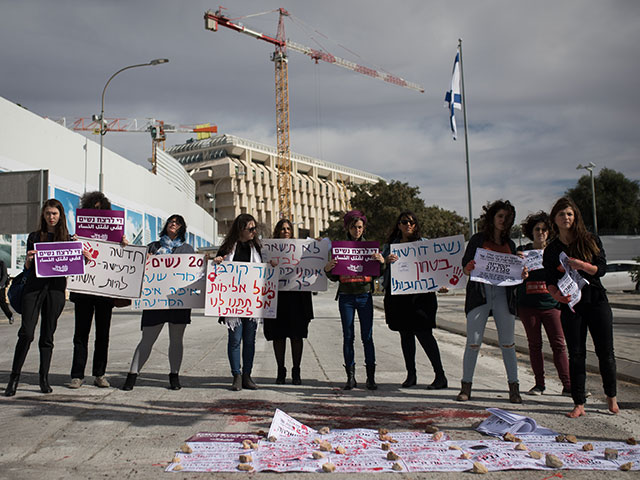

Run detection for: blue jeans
[[338, 293, 375, 367], [227, 319, 257, 376], [462, 284, 518, 383]]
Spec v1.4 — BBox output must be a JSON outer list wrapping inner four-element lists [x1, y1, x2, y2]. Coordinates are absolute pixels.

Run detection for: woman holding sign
[[543, 197, 618, 418], [5, 199, 70, 396], [382, 211, 448, 390], [457, 200, 525, 404], [325, 210, 384, 391], [122, 214, 193, 391], [264, 219, 314, 385], [516, 212, 571, 396]]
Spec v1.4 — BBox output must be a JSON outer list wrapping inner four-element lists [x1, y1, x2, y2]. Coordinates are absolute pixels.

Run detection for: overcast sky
[[2, 0, 639, 225]]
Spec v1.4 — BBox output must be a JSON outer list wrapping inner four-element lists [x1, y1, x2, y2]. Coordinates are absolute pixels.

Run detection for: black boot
[[231, 374, 242, 391], [365, 364, 378, 391], [276, 367, 286, 385], [242, 373, 258, 390], [169, 373, 181, 390], [401, 369, 417, 388], [427, 373, 448, 390], [4, 373, 19, 397], [122, 373, 137, 391], [291, 366, 301, 385], [343, 365, 357, 390], [39, 374, 53, 394]]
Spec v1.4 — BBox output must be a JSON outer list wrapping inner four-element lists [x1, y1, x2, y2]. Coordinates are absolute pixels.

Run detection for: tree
[[566, 168, 640, 235], [320, 180, 468, 244]]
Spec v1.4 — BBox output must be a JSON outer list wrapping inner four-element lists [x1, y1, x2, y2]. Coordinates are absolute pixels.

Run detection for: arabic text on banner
[[34, 241, 85, 278], [471, 248, 525, 287], [205, 261, 279, 318], [331, 240, 380, 277], [67, 238, 147, 299], [389, 235, 466, 295], [75, 208, 125, 242], [262, 238, 329, 291], [132, 254, 207, 310]]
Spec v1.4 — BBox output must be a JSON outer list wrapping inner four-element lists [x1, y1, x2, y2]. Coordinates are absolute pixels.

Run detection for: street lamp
[[96, 58, 169, 192], [576, 162, 598, 235]]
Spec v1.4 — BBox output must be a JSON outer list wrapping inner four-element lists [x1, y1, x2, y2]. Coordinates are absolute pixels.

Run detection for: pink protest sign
[[75, 208, 125, 242], [331, 240, 380, 277], [34, 241, 85, 277]]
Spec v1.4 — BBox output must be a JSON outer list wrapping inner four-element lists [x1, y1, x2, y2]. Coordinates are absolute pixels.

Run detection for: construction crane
[[204, 7, 423, 219], [54, 117, 217, 173]]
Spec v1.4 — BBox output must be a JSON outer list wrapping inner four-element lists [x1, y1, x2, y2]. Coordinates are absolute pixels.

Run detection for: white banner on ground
[[389, 235, 466, 294], [67, 238, 147, 299], [204, 261, 279, 318], [262, 238, 329, 291], [132, 254, 207, 310], [471, 248, 525, 287]]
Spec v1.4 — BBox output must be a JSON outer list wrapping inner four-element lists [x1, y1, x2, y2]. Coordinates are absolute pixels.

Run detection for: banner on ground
[[330, 240, 380, 277], [34, 241, 85, 277], [471, 248, 525, 286], [389, 235, 466, 294], [67, 238, 146, 299], [132, 254, 207, 310], [205, 261, 278, 318], [75, 208, 125, 243], [262, 238, 329, 291]]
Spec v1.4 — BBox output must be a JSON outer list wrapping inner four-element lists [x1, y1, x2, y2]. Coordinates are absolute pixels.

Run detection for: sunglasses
[[399, 219, 415, 226], [245, 226, 257, 233], [533, 227, 548, 232]]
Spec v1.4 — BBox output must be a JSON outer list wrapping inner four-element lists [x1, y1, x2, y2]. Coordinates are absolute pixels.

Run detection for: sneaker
[[69, 378, 84, 389], [94, 376, 110, 388], [527, 385, 545, 395]]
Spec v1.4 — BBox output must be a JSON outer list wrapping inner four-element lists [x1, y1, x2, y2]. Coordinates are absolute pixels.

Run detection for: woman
[[214, 213, 265, 391], [517, 212, 571, 396], [69, 191, 127, 389], [264, 219, 313, 385], [122, 215, 193, 391], [543, 197, 619, 418], [325, 210, 384, 390], [382, 211, 448, 390], [5, 199, 70, 396], [457, 199, 527, 404]]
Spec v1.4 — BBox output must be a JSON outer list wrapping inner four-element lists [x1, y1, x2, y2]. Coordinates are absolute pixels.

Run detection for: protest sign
[[262, 238, 329, 291], [34, 241, 84, 277], [331, 240, 380, 277], [558, 252, 589, 311], [205, 261, 278, 318], [67, 238, 146, 299], [522, 249, 544, 271], [389, 235, 466, 294], [471, 248, 525, 287], [75, 208, 125, 243], [132, 254, 207, 310]]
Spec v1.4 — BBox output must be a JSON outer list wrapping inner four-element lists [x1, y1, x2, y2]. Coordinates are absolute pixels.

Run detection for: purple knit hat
[[343, 209, 367, 229]]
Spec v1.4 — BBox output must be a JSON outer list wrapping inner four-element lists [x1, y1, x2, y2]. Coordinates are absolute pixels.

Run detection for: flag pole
[[458, 38, 474, 238]]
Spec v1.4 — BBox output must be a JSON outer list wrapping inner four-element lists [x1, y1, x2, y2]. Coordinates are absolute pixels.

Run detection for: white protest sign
[[262, 238, 329, 291], [205, 261, 279, 318], [471, 248, 525, 286], [558, 252, 589, 311], [522, 249, 544, 271], [132, 254, 207, 310], [389, 235, 466, 294], [67, 238, 147, 299]]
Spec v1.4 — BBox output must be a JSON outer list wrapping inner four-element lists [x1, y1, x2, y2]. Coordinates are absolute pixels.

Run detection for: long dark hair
[[160, 214, 187, 242], [218, 213, 261, 256], [80, 191, 111, 210], [386, 210, 421, 244], [479, 199, 515, 244], [38, 198, 69, 242], [273, 218, 294, 239], [549, 197, 599, 261]]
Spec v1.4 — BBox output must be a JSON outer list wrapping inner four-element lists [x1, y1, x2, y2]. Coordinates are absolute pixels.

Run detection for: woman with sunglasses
[[516, 212, 570, 396], [214, 213, 265, 391], [382, 211, 448, 390], [122, 215, 193, 391], [325, 210, 384, 390]]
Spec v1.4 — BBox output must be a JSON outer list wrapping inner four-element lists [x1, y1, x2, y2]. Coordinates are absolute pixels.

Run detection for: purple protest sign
[[75, 208, 125, 242], [331, 240, 380, 276], [34, 241, 85, 277]]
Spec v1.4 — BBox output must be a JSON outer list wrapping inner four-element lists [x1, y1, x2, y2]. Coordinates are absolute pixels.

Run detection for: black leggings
[[71, 296, 113, 379], [399, 329, 445, 376]]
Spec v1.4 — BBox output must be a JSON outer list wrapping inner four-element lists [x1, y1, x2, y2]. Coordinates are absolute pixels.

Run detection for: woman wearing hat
[[325, 210, 384, 390]]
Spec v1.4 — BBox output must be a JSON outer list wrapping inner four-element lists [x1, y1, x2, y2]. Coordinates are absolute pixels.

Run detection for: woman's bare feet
[[566, 404, 586, 418], [607, 396, 620, 414]]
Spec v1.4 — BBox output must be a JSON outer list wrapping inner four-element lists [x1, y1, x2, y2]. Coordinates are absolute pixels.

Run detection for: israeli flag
[[444, 49, 462, 140]]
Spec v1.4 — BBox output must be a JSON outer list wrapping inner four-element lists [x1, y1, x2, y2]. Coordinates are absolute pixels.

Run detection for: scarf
[[157, 234, 184, 254], [222, 242, 262, 331]]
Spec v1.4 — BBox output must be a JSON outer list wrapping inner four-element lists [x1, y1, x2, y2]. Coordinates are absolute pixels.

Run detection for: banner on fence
[[330, 240, 380, 277], [34, 241, 85, 278], [471, 248, 525, 287], [262, 238, 329, 291], [75, 208, 125, 242]]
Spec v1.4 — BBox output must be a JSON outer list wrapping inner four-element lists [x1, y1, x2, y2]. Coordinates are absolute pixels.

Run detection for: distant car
[[602, 260, 640, 292]]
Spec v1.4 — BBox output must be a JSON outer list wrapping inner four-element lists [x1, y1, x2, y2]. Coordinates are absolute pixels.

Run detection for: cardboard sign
[[75, 208, 125, 242], [331, 240, 380, 276], [34, 241, 85, 277], [262, 238, 329, 291]]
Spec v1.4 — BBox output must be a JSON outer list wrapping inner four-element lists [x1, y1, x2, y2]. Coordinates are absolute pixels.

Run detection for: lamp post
[[576, 162, 598, 235], [96, 58, 169, 192]]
